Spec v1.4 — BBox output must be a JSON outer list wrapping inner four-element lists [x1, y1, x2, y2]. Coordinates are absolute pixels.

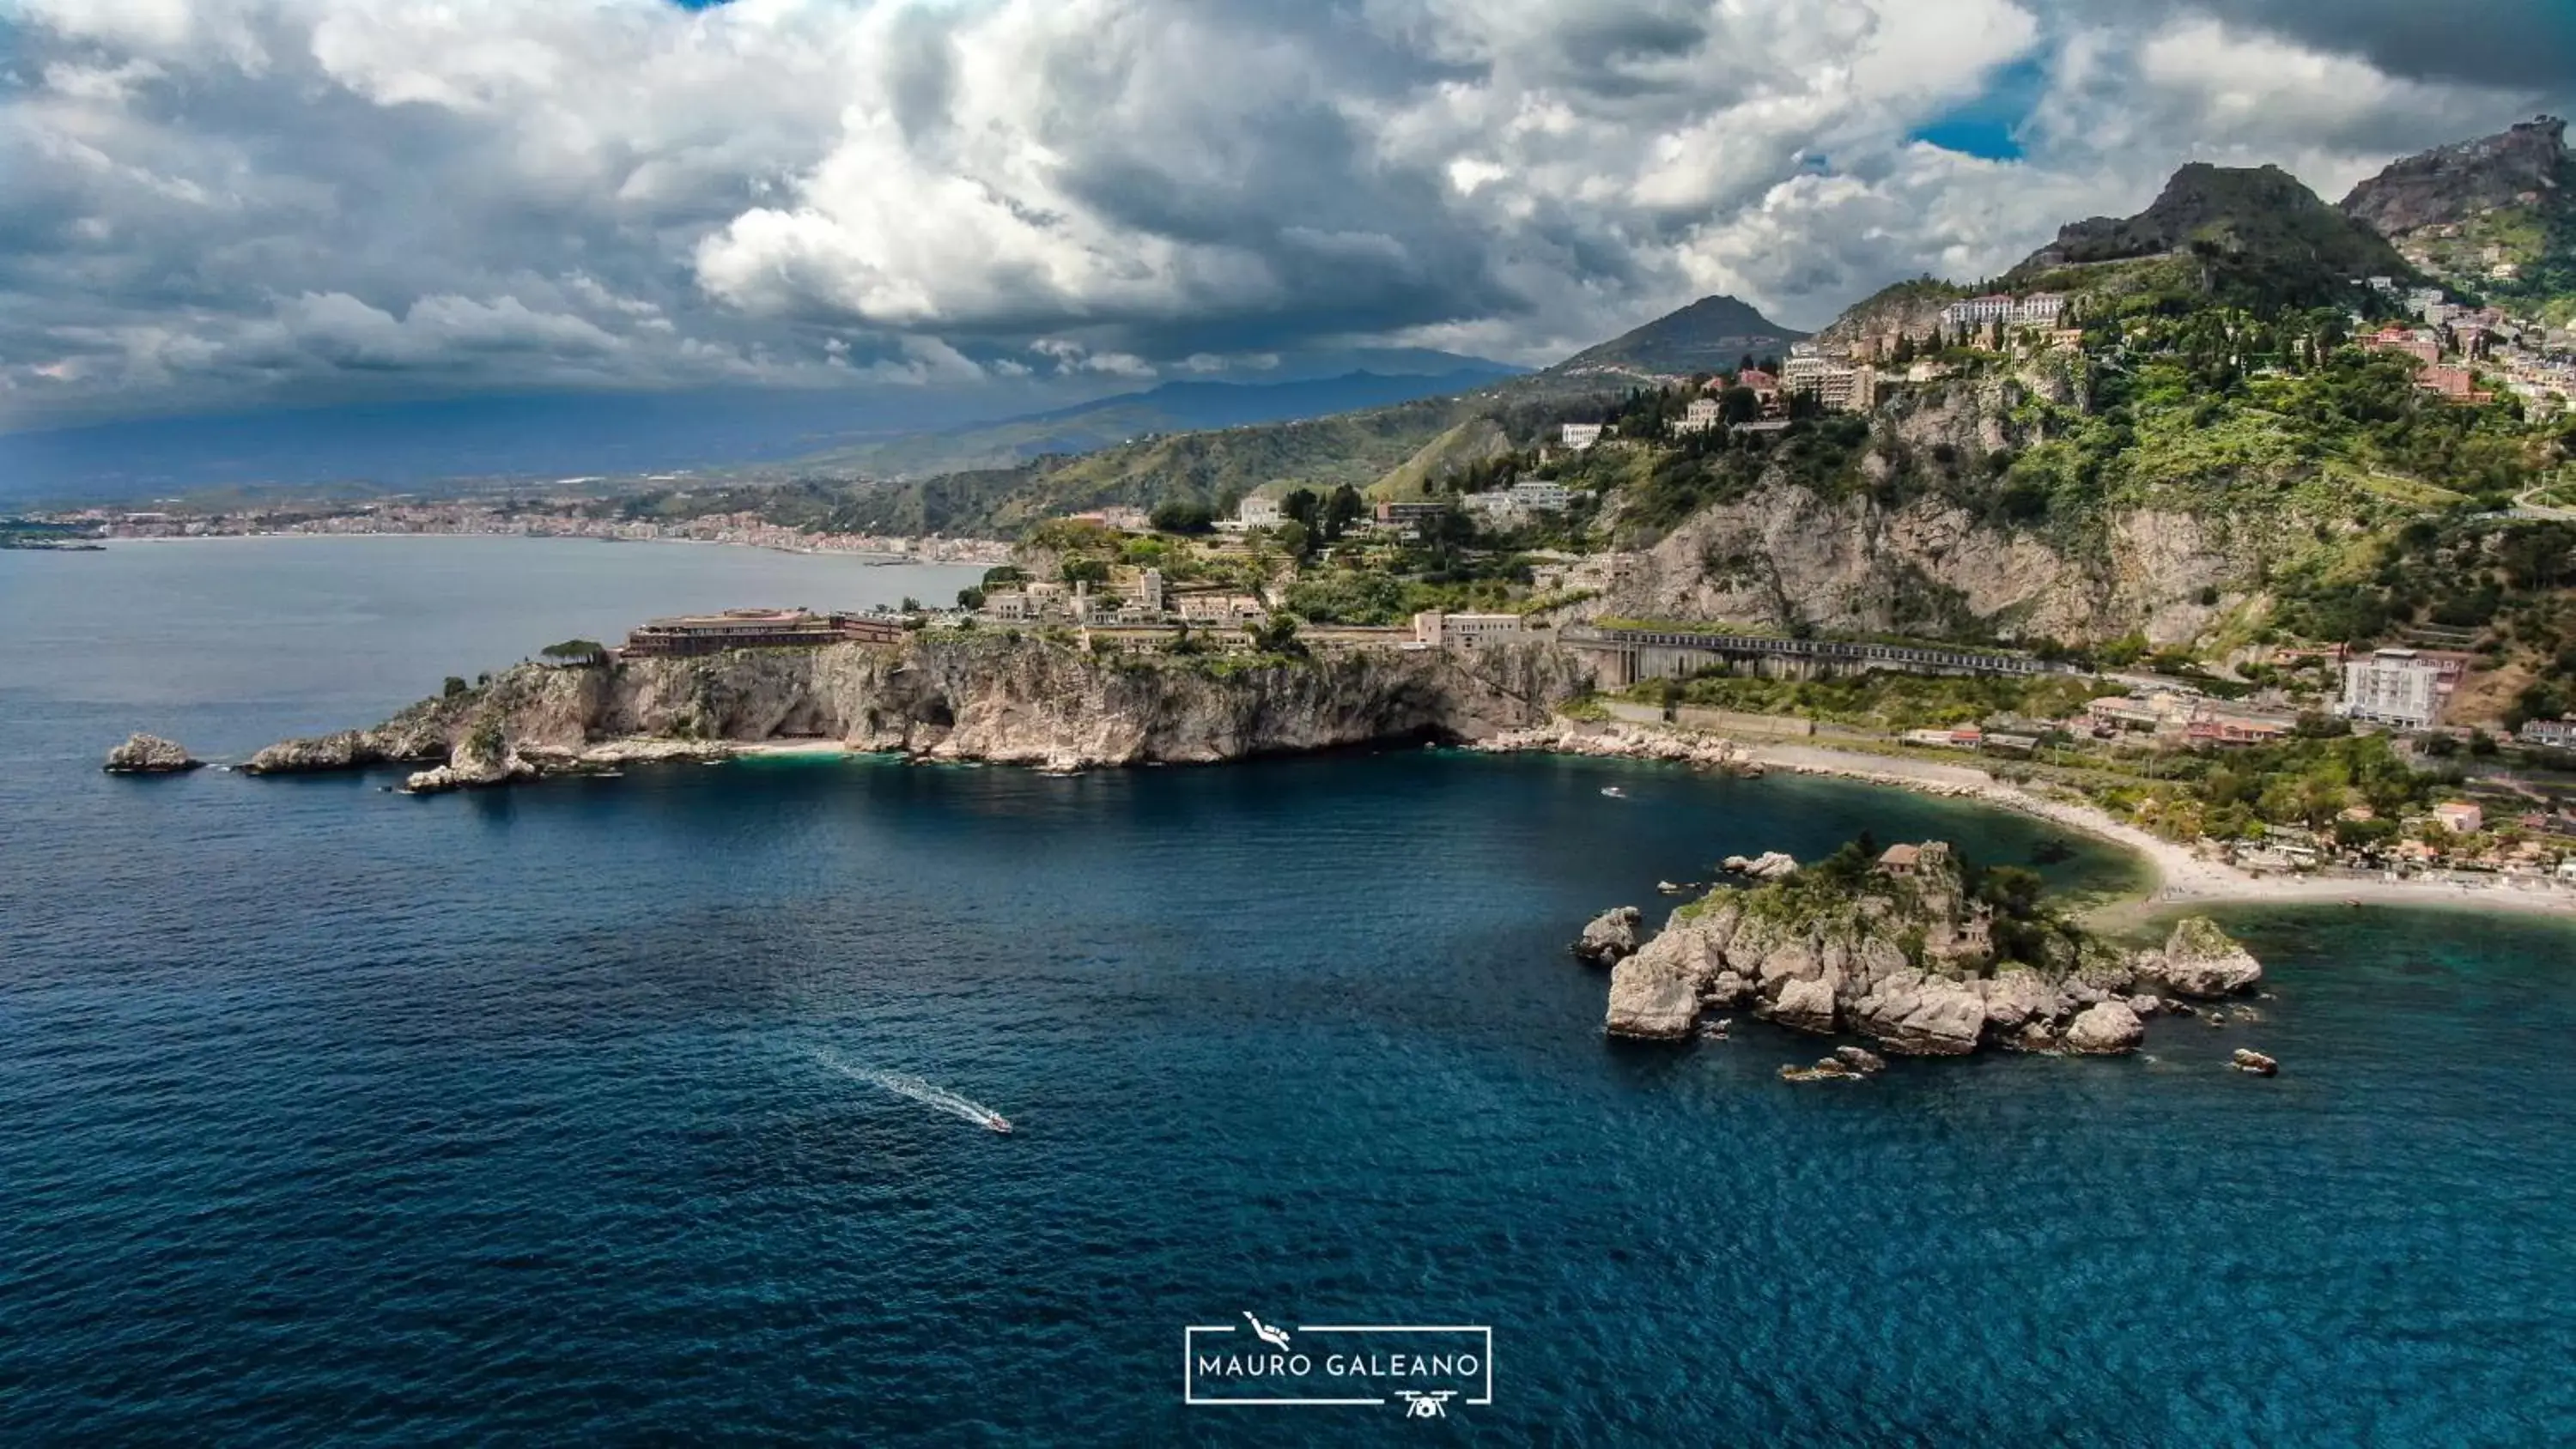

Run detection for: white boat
[[1600, 786, 1628, 799], [983, 1112, 1013, 1135]]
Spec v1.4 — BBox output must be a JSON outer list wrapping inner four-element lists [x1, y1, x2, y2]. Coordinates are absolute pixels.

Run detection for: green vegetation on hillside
[[2010, 162, 2418, 310], [1632, 670, 2104, 732]]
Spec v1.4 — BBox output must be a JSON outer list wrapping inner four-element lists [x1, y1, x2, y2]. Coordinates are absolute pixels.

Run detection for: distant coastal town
[[46, 500, 1012, 567]]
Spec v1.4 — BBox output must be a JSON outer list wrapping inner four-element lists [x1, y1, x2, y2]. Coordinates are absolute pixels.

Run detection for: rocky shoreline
[[234, 634, 1592, 791], [1577, 840, 2269, 1068], [1471, 718, 1764, 773]]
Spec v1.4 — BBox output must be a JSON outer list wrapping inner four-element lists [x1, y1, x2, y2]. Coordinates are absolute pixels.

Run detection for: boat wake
[[810, 1048, 1012, 1132]]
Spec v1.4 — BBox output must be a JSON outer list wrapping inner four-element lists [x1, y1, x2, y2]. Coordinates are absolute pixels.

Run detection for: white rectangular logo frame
[[1182, 1323, 1494, 1408]]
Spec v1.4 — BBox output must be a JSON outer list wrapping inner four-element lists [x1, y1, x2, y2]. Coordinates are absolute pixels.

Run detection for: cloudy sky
[[3, 0, 2570, 433]]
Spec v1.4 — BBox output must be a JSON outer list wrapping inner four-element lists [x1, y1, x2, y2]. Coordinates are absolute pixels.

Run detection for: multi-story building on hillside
[[2339, 649, 2445, 728]]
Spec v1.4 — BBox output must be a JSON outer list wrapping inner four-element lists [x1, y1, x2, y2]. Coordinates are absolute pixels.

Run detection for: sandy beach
[[1747, 740, 2576, 923]]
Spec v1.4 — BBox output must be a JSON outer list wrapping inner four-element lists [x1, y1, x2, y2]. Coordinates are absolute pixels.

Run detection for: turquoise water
[[3, 540, 2573, 1444]]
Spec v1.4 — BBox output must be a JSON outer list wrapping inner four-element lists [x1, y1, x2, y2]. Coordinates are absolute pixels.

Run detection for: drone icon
[[1394, 1390, 1456, 1420]]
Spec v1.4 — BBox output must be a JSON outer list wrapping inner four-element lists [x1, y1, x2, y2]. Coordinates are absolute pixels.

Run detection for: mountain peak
[[2008, 161, 2409, 304], [2341, 116, 2573, 238], [1547, 294, 1807, 376]]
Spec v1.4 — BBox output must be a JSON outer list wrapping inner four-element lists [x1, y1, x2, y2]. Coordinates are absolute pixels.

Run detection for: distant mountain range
[[781, 366, 1522, 482], [0, 353, 1517, 507], [808, 294, 1809, 535]]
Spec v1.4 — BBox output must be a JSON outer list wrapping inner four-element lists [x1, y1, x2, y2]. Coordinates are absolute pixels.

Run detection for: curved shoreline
[[1470, 718, 2576, 923], [1743, 740, 2576, 923]]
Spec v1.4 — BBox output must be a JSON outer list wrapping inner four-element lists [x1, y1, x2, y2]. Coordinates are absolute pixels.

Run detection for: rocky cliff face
[[246, 635, 1592, 779], [2018, 162, 2409, 279], [1601, 845, 2260, 1057], [2342, 118, 2570, 238], [1589, 380, 2254, 644]]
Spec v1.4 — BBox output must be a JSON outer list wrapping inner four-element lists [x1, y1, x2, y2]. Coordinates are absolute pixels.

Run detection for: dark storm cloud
[[2188, 0, 2575, 93], [0, 0, 2558, 428]]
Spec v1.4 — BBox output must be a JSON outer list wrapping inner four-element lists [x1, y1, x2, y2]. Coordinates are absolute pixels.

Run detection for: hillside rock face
[[246, 636, 1591, 779], [1601, 842, 2257, 1059], [2342, 118, 2570, 238], [1589, 380, 2251, 643], [2020, 162, 2408, 277]]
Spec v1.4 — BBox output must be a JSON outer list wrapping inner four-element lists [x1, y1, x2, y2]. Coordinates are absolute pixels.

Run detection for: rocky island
[[1583, 839, 2263, 1060], [102, 734, 202, 774], [241, 631, 1588, 789]]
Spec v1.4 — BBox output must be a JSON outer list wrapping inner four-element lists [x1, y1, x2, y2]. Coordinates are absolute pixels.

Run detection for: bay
[[2, 538, 2570, 1446]]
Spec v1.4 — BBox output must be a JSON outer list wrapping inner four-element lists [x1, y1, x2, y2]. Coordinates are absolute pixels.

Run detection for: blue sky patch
[[1908, 55, 2047, 161]]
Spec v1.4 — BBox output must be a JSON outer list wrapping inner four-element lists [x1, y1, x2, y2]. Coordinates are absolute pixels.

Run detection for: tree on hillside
[[1322, 483, 1365, 541], [1151, 500, 1216, 534], [540, 639, 608, 667], [1246, 612, 1307, 658]]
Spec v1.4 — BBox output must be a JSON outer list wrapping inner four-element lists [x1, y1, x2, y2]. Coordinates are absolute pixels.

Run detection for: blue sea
[[3, 538, 2573, 1445]]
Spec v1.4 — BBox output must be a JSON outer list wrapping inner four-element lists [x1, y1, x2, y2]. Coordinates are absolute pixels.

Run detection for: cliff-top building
[[623, 609, 905, 657]]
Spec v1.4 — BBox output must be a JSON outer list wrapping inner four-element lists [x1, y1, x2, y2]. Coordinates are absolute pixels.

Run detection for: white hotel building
[[2339, 649, 2444, 729]]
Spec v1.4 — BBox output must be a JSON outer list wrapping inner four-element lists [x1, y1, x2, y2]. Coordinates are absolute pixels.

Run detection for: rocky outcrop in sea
[[246, 634, 1592, 785], [1600, 840, 2261, 1059], [1571, 906, 1642, 967], [102, 734, 201, 774]]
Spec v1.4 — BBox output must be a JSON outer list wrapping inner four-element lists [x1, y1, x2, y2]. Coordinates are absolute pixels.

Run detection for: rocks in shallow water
[[1604, 937, 1708, 1040], [1722, 851, 1799, 881], [1834, 1046, 1887, 1074], [102, 733, 199, 774], [402, 728, 537, 795], [246, 730, 410, 774], [1571, 906, 1643, 967], [2063, 1001, 2145, 1055], [2134, 916, 2264, 997], [1766, 976, 1839, 1034], [1977, 967, 2058, 1029], [1848, 970, 1986, 1056], [2231, 1048, 2279, 1077], [1589, 843, 2267, 1066], [2011, 1020, 2060, 1053], [1779, 1058, 1860, 1082]]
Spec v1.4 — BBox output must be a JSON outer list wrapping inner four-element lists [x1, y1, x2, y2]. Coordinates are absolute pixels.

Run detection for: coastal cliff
[[1587, 376, 2273, 645], [1595, 840, 2262, 1057], [244, 634, 1592, 782]]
